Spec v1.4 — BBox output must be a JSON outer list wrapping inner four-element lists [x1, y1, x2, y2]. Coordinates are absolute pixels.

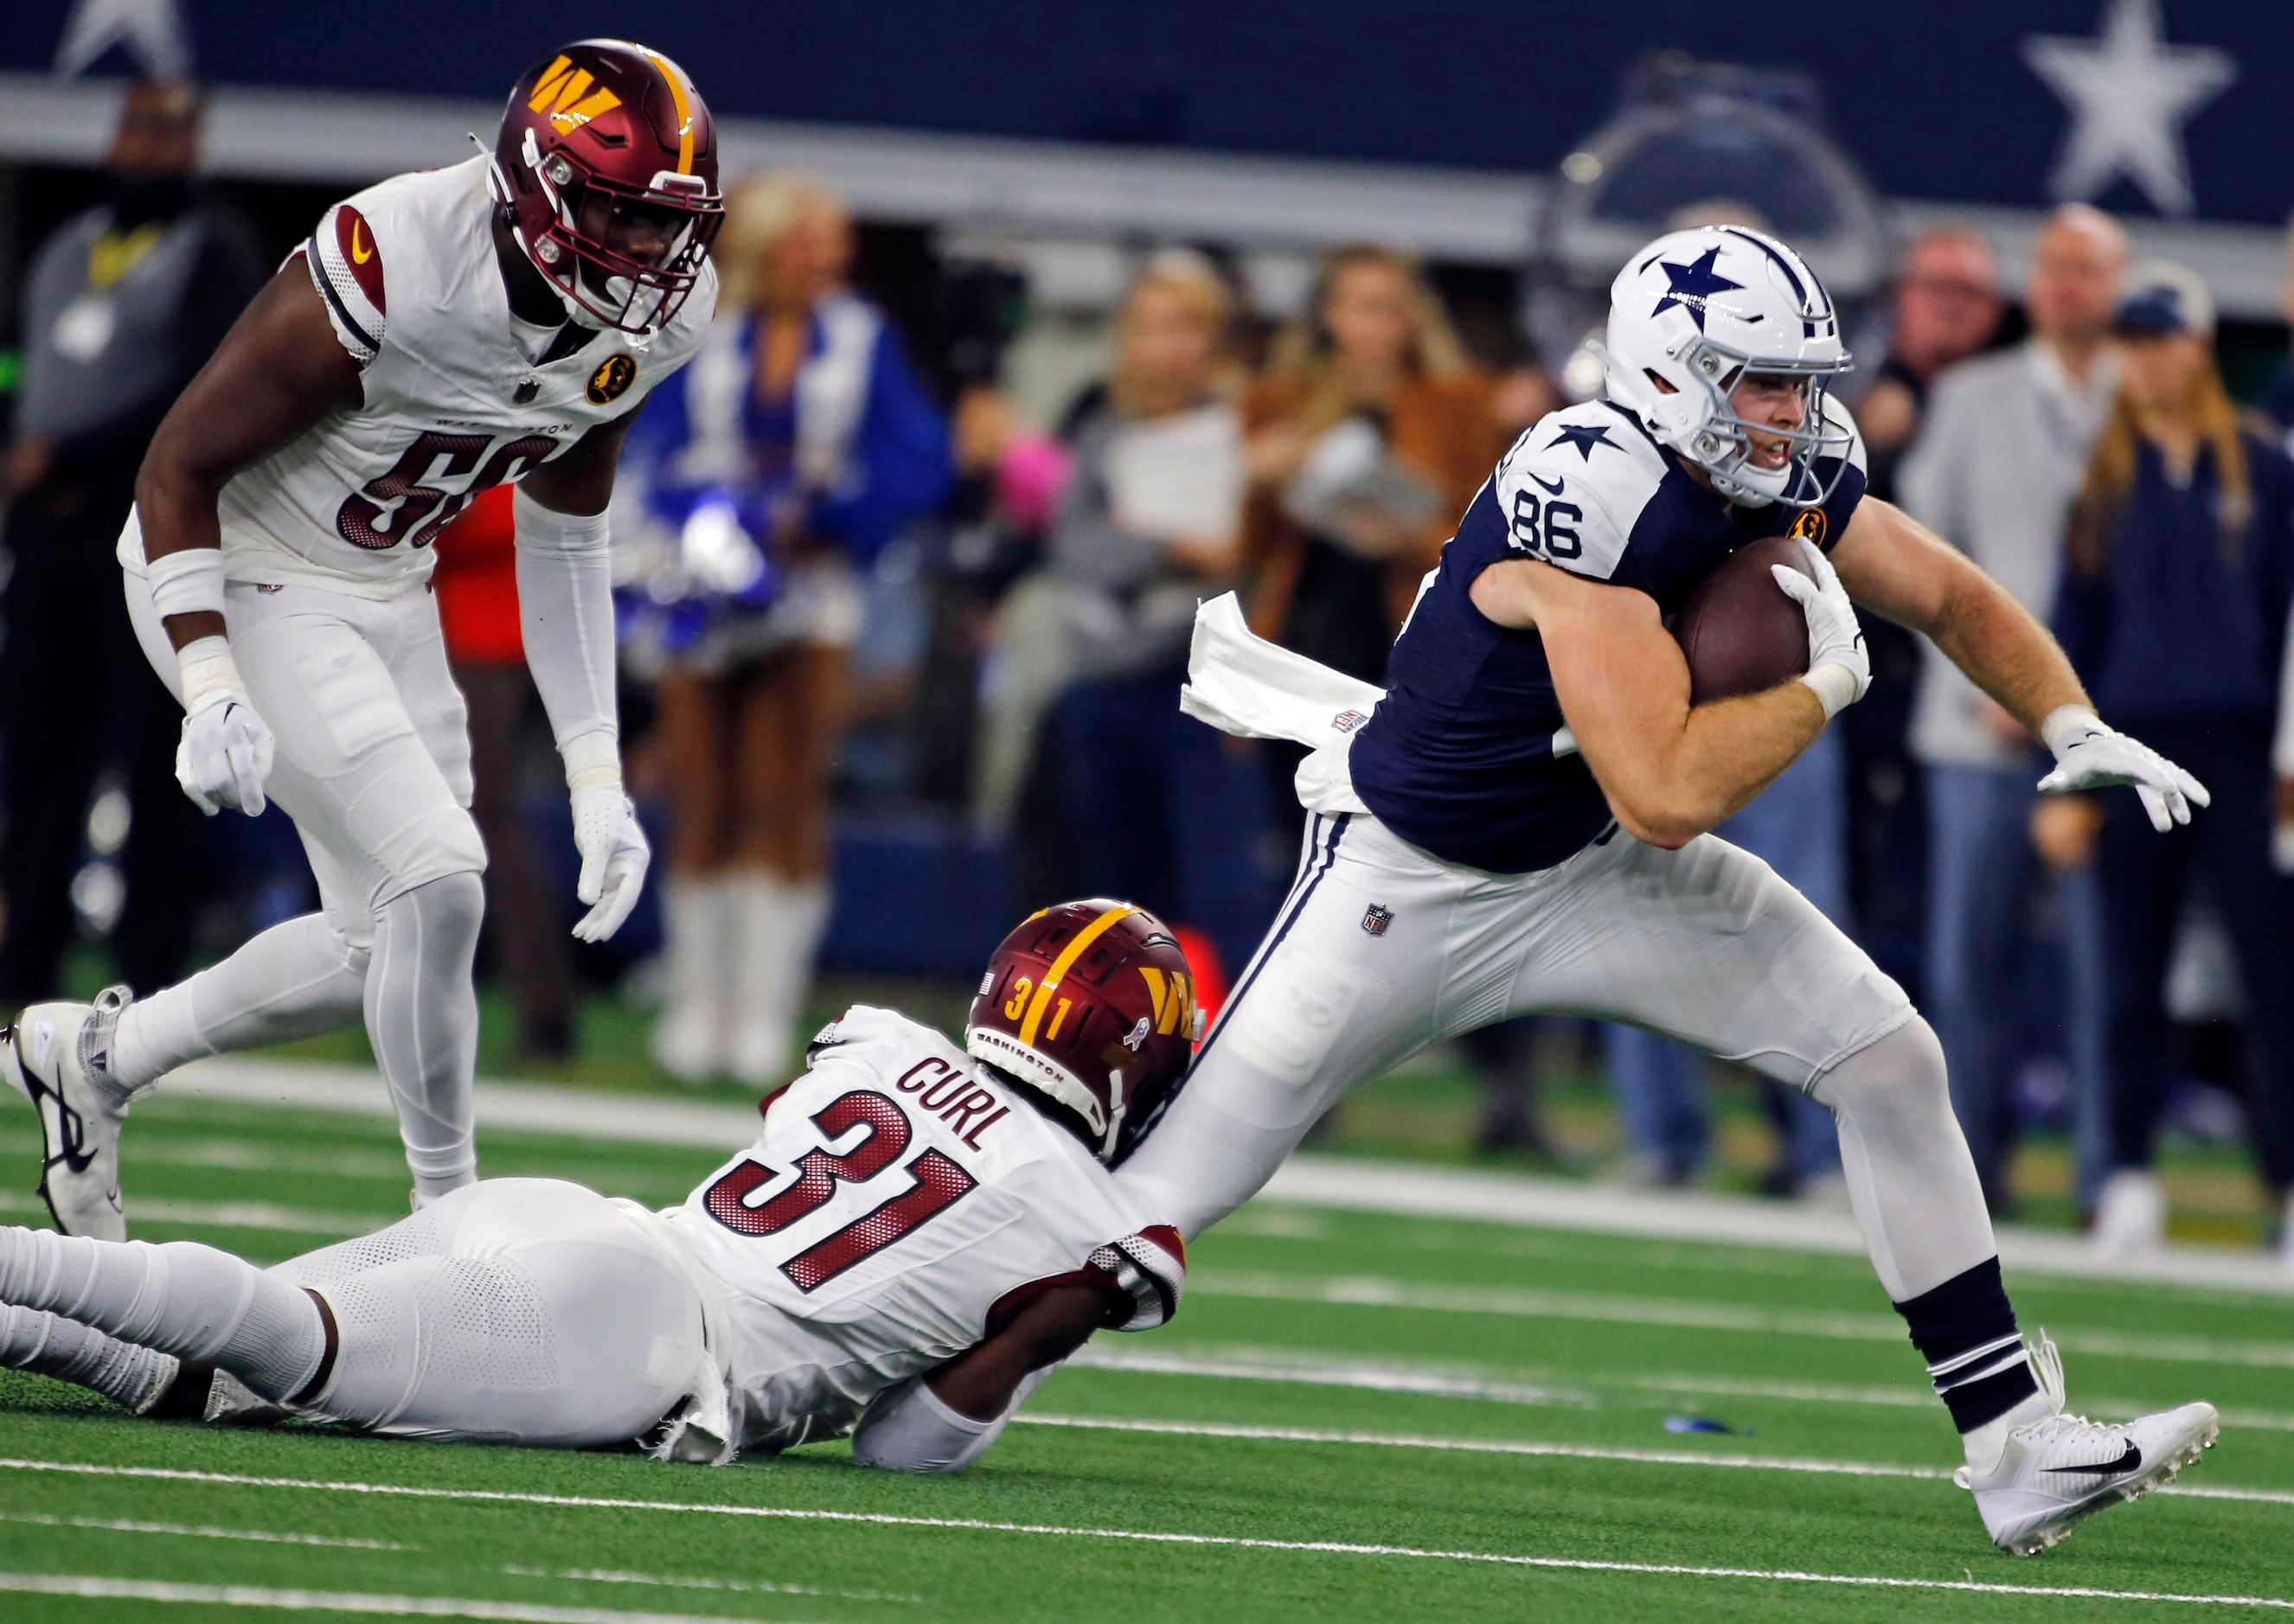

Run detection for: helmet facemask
[[503, 127, 722, 339], [1665, 339, 1855, 508]]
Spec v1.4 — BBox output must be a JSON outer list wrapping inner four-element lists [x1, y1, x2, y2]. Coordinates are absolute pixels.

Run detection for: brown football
[[1672, 535, 1816, 705]]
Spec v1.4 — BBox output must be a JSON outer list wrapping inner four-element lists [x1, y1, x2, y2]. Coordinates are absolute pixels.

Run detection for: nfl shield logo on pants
[[1362, 905, 1394, 937]]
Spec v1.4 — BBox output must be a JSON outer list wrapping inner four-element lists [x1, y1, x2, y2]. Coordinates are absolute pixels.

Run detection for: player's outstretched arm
[[850, 1283, 1108, 1473], [1473, 558, 1827, 848], [515, 415, 652, 941], [1831, 497, 2208, 830], [135, 264, 362, 815]]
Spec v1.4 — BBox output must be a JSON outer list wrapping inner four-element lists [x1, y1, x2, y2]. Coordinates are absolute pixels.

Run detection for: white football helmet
[[1596, 225, 1854, 508]]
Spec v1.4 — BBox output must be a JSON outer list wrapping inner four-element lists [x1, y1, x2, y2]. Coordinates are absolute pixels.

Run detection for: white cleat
[[1957, 1333, 2218, 1555], [2, 988, 133, 1242]]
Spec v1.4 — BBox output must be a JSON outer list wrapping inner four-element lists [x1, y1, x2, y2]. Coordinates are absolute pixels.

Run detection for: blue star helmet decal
[[1652, 246, 1744, 332], [1547, 422, 1619, 462]]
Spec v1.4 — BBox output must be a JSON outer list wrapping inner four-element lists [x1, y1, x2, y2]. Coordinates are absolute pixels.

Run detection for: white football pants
[[0, 1181, 708, 1447], [1117, 813, 1996, 1300], [268, 1179, 710, 1446], [122, 568, 488, 1194]]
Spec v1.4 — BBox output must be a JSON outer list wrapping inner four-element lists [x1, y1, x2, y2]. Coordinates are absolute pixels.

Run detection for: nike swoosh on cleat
[[2041, 1441, 2142, 1475]]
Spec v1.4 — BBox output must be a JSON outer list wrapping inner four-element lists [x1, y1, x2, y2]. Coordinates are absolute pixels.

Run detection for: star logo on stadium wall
[[1547, 423, 1619, 463], [2023, 0, 2235, 217], [1652, 248, 1742, 332], [52, 0, 190, 77]]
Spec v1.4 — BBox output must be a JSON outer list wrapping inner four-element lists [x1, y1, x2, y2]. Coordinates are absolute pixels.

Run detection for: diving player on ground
[[1118, 225, 2218, 1553], [0, 903, 1191, 1471], [5, 42, 722, 1234]]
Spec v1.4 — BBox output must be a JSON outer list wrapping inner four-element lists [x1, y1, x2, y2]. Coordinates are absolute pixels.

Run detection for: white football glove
[[1770, 537, 1869, 719], [2037, 707, 2210, 833], [570, 784, 650, 942], [176, 682, 275, 816]]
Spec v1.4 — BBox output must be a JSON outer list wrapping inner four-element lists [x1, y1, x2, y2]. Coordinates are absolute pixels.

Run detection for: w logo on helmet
[[527, 55, 622, 130]]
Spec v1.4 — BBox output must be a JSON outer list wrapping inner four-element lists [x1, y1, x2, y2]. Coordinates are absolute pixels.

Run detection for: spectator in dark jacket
[[0, 79, 263, 1002], [1041, 251, 1267, 983], [2047, 262, 2294, 1261]]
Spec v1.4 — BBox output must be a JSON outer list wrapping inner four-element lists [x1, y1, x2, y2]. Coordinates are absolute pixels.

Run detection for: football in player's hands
[[1671, 534, 1815, 706]]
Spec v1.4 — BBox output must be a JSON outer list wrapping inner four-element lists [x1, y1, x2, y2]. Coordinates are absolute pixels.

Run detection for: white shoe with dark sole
[[2, 988, 132, 1241]]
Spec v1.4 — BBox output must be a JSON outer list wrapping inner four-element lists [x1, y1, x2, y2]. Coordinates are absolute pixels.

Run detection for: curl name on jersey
[[1347, 396, 1867, 874]]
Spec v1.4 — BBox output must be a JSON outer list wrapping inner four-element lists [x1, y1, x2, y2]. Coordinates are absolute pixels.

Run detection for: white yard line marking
[[1193, 1270, 2294, 1369], [502, 1566, 920, 1603], [0, 1574, 791, 1621], [1014, 1414, 2294, 1506], [0, 1189, 387, 1237], [0, 1510, 404, 1548], [1069, 1340, 2294, 1431], [1066, 1343, 1598, 1407], [1020, 1413, 1952, 1478], [127, 1140, 413, 1181], [3, 1443, 2286, 1536], [12, 1546, 2294, 1613]]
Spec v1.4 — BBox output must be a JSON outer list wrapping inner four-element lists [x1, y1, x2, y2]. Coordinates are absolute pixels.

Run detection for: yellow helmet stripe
[[1017, 905, 1137, 1045], [639, 48, 695, 176]]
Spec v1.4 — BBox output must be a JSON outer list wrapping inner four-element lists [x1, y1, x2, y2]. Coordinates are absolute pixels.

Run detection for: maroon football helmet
[[966, 900, 1202, 1162], [489, 40, 723, 337]]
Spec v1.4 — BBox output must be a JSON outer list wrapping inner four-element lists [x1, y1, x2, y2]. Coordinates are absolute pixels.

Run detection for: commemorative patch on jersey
[[1788, 507, 1829, 547], [586, 353, 637, 405]]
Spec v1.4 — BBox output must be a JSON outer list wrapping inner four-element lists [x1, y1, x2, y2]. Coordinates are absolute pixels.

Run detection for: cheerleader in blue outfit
[[617, 176, 950, 1083]]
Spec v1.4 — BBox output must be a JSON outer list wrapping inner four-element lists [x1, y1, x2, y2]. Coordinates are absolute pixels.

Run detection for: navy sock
[[1892, 1256, 2041, 1433]]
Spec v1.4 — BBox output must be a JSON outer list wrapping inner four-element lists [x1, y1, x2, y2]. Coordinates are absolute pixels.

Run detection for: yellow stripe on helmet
[[638, 48, 695, 176], [1017, 905, 1137, 1045]]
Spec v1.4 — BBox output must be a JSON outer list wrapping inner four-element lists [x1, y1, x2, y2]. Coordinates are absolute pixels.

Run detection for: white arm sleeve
[[850, 1377, 1006, 1474], [512, 488, 621, 790], [850, 1365, 1055, 1474]]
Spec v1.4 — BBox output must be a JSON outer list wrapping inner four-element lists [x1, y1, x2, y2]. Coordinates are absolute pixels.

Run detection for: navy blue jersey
[[1348, 397, 1868, 873]]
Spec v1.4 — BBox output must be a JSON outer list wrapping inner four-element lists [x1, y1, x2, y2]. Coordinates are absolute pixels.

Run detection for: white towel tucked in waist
[[1178, 591, 1386, 815]]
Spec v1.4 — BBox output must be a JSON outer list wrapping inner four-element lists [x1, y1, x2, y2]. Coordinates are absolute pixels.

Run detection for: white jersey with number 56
[[656, 1004, 1185, 1457], [118, 153, 714, 598]]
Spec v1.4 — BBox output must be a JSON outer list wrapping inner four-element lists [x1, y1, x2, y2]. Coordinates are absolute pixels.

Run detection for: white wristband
[[146, 547, 227, 620], [176, 635, 245, 712], [1797, 661, 1861, 721], [2040, 704, 2102, 754], [560, 728, 623, 796]]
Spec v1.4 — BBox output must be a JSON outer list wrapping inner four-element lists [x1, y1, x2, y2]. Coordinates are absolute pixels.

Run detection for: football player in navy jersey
[[1119, 225, 2217, 1554]]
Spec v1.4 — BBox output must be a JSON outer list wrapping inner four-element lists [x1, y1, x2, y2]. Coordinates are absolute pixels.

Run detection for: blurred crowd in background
[[3, 65, 2293, 1253]]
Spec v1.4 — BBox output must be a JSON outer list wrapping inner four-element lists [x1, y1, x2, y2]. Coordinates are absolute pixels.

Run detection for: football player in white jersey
[[1122, 225, 2219, 1553], [5, 42, 723, 1235], [0, 901, 1193, 1470]]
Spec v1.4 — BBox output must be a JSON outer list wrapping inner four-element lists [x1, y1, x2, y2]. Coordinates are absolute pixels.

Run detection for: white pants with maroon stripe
[[1116, 811, 1913, 1239]]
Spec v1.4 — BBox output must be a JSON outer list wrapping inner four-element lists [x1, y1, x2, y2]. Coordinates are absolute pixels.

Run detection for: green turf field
[[0, 1084, 2290, 1621]]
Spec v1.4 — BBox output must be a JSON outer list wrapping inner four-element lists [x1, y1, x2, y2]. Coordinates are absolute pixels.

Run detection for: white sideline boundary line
[[0, 1574, 787, 1622], [0, 1467, 2289, 1612], [152, 1058, 2294, 1295]]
